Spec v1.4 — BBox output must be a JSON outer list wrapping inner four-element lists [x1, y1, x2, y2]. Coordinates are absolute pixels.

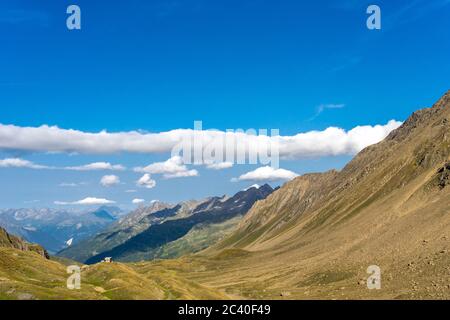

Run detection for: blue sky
[[0, 0, 449, 209]]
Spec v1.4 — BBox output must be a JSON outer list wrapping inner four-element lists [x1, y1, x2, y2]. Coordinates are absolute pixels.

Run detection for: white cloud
[[59, 182, 78, 187], [164, 170, 198, 179], [321, 103, 345, 110], [100, 175, 120, 187], [55, 197, 116, 205], [243, 184, 261, 191], [125, 189, 137, 193], [0, 121, 402, 160], [310, 103, 345, 120], [132, 198, 145, 204], [135, 156, 198, 179], [65, 162, 125, 171], [235, 166, 298, 182], [205, 161, 234, 170], [277, 120, 401, 159], [137, 174, 156, 189], [59, 182, 87, 187], [0, 158, 126, 172], [24, 200, 40, 204], [0, 158, 51, 169]]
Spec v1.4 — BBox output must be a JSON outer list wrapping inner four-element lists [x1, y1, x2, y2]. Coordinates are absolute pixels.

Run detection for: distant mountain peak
[[259, 183, 274, 192], [91, 208, 116, 221], [95, 206, 123, 217]]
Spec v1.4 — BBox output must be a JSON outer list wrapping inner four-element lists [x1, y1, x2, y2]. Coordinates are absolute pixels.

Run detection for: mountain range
[[58, 184, 275, 263], [0, 206, 122, 253]]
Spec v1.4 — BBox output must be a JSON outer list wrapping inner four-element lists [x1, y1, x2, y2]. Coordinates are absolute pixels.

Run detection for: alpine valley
[[0, 91, 449, 300]]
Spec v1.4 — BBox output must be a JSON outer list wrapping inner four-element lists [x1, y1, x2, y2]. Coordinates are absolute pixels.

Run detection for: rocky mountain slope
[[0, 227, 49, 259], [59, 185, 274, 263], [223, 91, 450, 250]]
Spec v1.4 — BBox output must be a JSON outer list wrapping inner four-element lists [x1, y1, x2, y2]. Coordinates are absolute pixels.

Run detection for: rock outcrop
[[0, 227, 49, 259]]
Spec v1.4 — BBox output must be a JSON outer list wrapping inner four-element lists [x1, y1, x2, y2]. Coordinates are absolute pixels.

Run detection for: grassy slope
[[119, 215, 243, 262], [0, 247, 228, 300]]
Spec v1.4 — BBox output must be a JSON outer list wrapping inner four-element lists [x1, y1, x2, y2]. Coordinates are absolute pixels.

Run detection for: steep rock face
[[436, 162, 450, 189], [0, 227, 49, 259]]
